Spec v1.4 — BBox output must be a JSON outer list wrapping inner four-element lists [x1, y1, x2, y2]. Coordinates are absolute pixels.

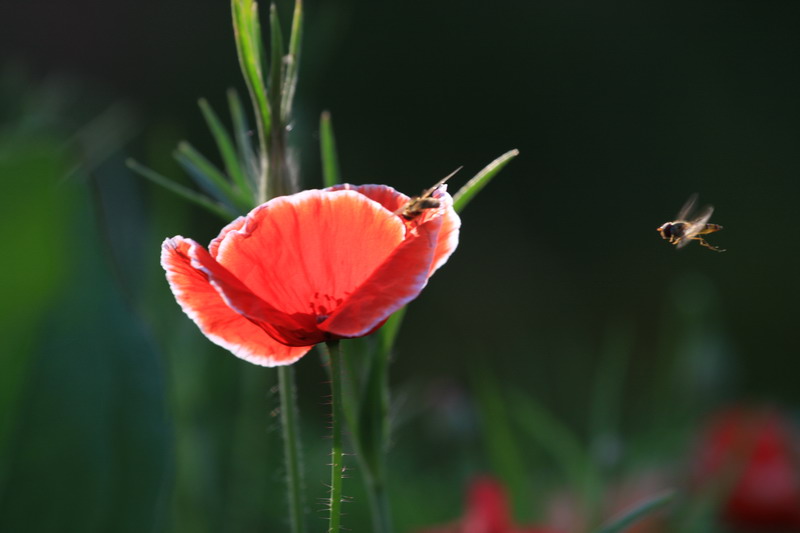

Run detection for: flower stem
[[326, 340, 344, 533], [278, 365, 306, 533]]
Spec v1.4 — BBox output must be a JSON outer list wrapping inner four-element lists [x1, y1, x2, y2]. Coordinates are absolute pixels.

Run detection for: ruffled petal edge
[[161, 237, 312, 366]]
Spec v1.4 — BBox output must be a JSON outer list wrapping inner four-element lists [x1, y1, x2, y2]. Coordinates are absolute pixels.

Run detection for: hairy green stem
[[326, 340, 344, 533], [278, 365, 306, 533]]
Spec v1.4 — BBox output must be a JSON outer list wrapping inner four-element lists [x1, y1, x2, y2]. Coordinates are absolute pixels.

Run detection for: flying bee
[[657, 194, 725, 252], [396, 166, 462, 220]]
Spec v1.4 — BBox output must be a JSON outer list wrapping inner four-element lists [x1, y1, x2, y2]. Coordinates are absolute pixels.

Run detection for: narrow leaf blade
[[173, 142, 244, 210], [594, 491, 675, 533], [452, 149, 519, 213], [510, 388, 601, 506], [198, 98, 254, 203], [319, 111, 341, 187], [231, 0, 271, 192], [126, 158, 235, 220], [378, 307, 406, 356], [227, 88, 260, 193], [268, 3, 284, 122], [472, 369, 532, 520], [281, 0, 303, 122]]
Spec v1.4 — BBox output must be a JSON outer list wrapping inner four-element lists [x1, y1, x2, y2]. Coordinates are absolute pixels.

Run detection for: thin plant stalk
[[278, 365, 306, 533], [326, 340, 345, 533]]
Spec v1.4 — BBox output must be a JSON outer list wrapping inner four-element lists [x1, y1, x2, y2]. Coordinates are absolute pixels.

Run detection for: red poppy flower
[[692, 407, 800, 530], [415, 477, 566, 533], [161, 184, 460, 366]]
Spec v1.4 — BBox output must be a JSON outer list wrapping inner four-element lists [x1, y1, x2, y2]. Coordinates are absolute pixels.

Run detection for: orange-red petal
[[319, 214, 443, 337], [427, 186, 460, 275], [327, 183, 409, 213], [213, 189, 407, 322], [185, 242, 323, 346], [328, 183, 460, 276], [161, 237, 311, 366]]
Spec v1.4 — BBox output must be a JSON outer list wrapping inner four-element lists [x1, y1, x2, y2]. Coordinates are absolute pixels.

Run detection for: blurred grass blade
[[378, 307, 406, 356], [268, 3, 284, 117], [473, 370, 531, 520], [198, 98, 254, 202], [319, 111, 341, 187], [174, 141, 250, 213], [593, 491, 675, 533], [227, 88, 260, 193], [510, 388, 600, 506], [281, 0, 303, 122], [126, 158, 236, 220], [232, 0, 270, 197], [452, 149, 519, 213], [589, 319, 634, 461]]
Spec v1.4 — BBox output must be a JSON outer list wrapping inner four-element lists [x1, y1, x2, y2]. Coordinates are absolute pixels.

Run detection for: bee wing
[[675, 204, 714, 249], [676, 193, 698, 221], [421, 166, 463, 198]]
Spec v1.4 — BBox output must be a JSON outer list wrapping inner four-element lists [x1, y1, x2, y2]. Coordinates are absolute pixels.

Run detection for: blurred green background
[[2, 1, 799, 531]]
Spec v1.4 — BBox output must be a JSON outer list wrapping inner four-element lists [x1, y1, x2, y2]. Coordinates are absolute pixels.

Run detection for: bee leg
[[695, 237, 726, 252]]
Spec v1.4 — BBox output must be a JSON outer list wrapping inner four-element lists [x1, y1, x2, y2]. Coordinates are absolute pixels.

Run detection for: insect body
[[657, 194, 725, 252], [397, 167, 462, 220]]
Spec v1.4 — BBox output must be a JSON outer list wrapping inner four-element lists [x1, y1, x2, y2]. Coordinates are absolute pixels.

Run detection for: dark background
[[2, 0, 799, 531]]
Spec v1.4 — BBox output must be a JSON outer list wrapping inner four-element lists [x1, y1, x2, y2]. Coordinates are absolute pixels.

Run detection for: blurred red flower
[[161, 184, 459, 366], [692, 407, 800, 531], [416, 477, 565, 533]]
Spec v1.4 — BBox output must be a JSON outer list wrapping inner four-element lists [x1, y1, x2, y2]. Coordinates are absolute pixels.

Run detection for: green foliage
[[126, 158, 236, 220], [198, 98, 254, 200], [132, 0, 305, 210], [472, 369, 533, 520], [0, 134, 75, 491], [0, 134, 171, 532], [452, 149, 519, 213], [510, 387, 601, 513], [232, 0, 271, 165], [593, 491, 675, 533], [319, 111, 341, 187]]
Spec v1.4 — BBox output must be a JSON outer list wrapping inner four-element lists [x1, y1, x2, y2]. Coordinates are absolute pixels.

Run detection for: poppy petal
[[428, 187, 460, 274], [326, 183, 409, 213], [329, 183, 460, 275], [213, 189, 407, 321], [161, 237, 311, 366], [186, 242, 323, 346], [319, 214, 443, 337], [209, 215, 246, 258]]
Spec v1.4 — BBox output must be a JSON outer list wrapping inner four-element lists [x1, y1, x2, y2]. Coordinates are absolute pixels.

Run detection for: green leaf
[[231, 0, 271, 194], [198, 98, 254, 204], [589, 319, 634, 452], [593, 491, 675, 533], [452, 149, 519, 213], [126, 158, 236, 220], [509, 388, 601, 508], [268, 3, 284, 120], [319, 111, 341, 187], [378, 307, 406, 356], [0, 171, 171, 532], [281, 0, 303, 122], [174, 141, 250, 213], [0, 135, 75, 490], [226, 88, 260, 193], [472, 370, 532, 520]]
